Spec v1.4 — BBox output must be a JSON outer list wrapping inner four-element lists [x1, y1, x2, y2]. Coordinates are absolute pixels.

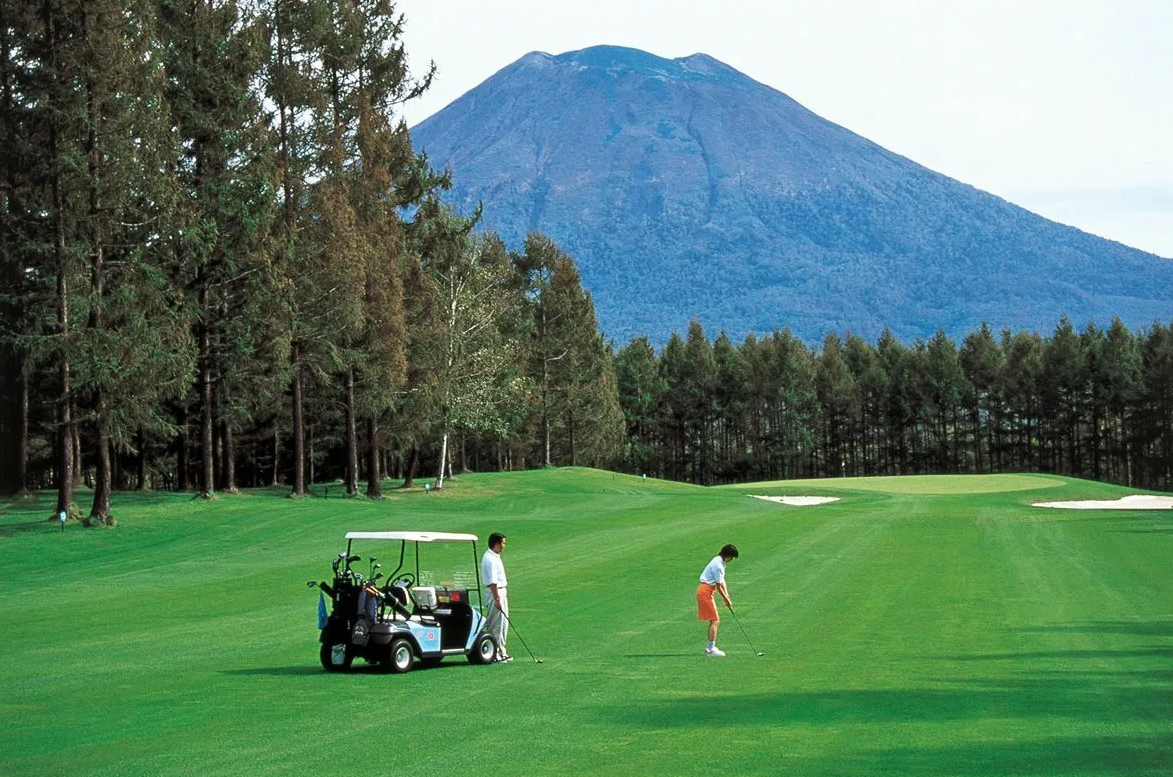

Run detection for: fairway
[[2, 469, 1171, 776]]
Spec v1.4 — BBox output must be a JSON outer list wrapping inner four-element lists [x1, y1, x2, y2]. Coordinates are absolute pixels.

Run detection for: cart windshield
[[343, 533, 484, 612]]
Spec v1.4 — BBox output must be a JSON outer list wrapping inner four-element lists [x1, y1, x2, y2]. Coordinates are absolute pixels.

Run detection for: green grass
[[1, 469, 1171, 776]]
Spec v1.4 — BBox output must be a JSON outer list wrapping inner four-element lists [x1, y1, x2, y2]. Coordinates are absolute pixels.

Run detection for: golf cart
[[310, 531, 498, 672]]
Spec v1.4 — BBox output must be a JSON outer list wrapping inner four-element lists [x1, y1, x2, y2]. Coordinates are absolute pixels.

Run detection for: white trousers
[[485, 588, 509, 658]]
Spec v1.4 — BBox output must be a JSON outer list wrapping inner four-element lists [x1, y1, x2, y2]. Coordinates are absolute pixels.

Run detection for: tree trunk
[[365, 418, 382, 498], [344, 367, 358, 495], [137, 426, 148, 491], [55, 390, 73, 518], [271, 420, 280, 487], [87, 400, 113, 526], [52, 156, 73, 515], [403, 446, 418, 488], [199, 288, 214, 497], [291, 339, 305, 495], [71, 411, 82, 486], [308, 423, 315, 488], [176, 406, 190, 491], [17, 369, 29, 495], [436, 423, 449, 489], [220, 418, 236, 492]]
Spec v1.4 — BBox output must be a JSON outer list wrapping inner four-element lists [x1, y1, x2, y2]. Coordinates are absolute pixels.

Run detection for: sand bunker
[[1033, 495, 1173, 510], [750, 495, 840, 506]]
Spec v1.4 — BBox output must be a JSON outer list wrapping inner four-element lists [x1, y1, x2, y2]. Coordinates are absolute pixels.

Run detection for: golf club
[[500, 610, 543, 664], [727, 605, 764, 656]]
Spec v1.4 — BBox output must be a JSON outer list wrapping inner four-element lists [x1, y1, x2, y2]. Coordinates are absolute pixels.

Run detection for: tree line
[[3, 1, 1169, 523], [0, 0, 623, 523], [615, 318, 1173, 491]]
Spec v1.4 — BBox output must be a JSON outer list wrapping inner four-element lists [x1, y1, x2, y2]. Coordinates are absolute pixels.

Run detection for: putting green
[[1, 469, 1169, 777]]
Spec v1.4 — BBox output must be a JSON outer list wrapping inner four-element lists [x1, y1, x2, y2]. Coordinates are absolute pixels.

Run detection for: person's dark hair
[[719, 543, 739, 559], [488, 532, 506, 549]]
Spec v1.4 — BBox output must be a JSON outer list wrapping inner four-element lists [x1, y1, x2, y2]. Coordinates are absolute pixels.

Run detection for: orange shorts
[[696, 582, 720, 622]]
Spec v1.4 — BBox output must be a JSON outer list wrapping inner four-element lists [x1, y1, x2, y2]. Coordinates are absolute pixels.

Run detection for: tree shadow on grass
[[605, 616, 1173, 774], [605, 678, 1172, 775], [830, 735, 1173, 777], [1012, 619, 1173, 639], [607, 674, 1173, 730], [0, 520, 60, 537]]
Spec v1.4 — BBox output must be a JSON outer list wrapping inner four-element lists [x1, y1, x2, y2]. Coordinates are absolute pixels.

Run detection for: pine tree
[[713, 331, 750, 481], [1093, 318, 1141, 484], [923, 328, 966, 472], [960, 322, 1002, 473], [160, 0, 279, 497], [1041, 317, 1085, 474], [815, 333, 856, 477], [614, 336, 663, 475], [0, 0, 41, 496]]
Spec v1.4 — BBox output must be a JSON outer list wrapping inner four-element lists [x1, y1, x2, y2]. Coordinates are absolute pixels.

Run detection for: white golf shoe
[[705, 646, 726, 657]]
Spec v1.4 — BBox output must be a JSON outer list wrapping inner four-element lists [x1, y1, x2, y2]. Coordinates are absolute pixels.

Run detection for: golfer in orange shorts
[[696, 544, 738, 656]]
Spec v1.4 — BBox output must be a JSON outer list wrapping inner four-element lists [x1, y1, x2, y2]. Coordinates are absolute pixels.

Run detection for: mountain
[[411, 45, 1173, 345]]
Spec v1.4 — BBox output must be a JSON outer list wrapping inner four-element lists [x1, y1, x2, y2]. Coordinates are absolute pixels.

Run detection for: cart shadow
[[222, 661, 476, 677], [221, 666, 327, 677]]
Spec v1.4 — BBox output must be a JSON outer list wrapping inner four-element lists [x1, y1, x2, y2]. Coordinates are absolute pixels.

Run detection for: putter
[[500, 610, 543, 664], [728, 605, 765, 656]]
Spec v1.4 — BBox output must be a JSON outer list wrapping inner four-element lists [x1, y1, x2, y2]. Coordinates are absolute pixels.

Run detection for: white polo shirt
[[481, 548, 507, 590], [699, 555, 726, 585]]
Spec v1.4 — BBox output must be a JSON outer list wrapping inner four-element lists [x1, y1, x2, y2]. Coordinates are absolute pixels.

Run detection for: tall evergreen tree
[[923, 328, 966, 472], [615, 336, 663, 475], [713, 331, 750, 481], [0, 0, 41, 496], [998, 329, 1045, 471], [680, 321, 717, 483], [159, 0, 279, 497], [1040, 317, 1086, 474], [960, 322, 1002, 473], [1138, 322, 1173, 489], [1092, 317, 1141, 484], [517, 232, 620, 468], [815, 333, 856, 476]]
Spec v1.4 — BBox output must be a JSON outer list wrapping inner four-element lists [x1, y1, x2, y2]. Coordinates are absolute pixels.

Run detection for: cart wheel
[[468, 632, 496, 665], [389, 638, 415, 673], [320, 641, 353, 672]]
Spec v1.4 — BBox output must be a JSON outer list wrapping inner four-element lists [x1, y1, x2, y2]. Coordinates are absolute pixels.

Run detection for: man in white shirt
[[481, 532, 512, 663], [697, 543, 739, 656]]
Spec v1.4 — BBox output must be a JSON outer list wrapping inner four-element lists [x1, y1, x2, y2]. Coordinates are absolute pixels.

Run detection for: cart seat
[[387, 584, 412, 618]]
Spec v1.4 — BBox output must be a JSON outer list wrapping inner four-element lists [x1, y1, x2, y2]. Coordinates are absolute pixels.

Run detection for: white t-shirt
[[481, 548, 507, 590], [699, 555, 726, 585]]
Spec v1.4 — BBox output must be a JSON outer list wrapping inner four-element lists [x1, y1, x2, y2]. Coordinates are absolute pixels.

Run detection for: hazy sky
[[397, 0, 1172, 258]]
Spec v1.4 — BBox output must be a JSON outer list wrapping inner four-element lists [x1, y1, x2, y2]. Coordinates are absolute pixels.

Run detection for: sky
[[396, 0, 1173, 259]]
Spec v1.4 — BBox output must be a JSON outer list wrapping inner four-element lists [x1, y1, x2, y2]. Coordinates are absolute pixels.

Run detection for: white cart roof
[[345, 531, 478, 543]]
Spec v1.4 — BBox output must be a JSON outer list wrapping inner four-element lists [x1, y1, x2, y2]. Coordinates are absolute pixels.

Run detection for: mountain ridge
[[412, 45, 1173, 345]]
